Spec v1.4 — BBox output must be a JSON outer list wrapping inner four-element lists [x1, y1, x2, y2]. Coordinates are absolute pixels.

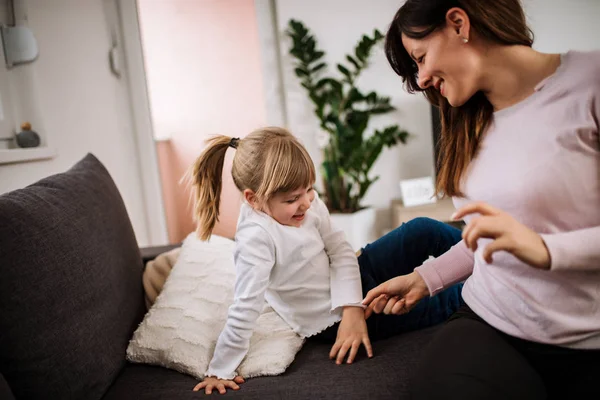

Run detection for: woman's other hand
[[452, 202, 551, 269]]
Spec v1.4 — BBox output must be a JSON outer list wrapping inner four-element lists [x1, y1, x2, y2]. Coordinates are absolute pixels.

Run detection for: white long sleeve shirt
[[206, 194, 363, 379]]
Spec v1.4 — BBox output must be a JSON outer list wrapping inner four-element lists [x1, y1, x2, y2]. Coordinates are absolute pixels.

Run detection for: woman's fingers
[[462, 216, 505, 251], [391, 297, 407, 314], [364, 294, 388, 318], [482, 237, 512, 263], [362, 284, 388, 306], [463, 217, 484, 250], [383, 296, 400, 314], [373, 295, 389, 314], [364, 294, 386, 318], [452, 202, 500, 221]]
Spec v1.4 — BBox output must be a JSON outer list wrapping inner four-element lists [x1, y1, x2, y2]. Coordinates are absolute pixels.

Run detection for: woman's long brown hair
[[385, 0, 533, 197]]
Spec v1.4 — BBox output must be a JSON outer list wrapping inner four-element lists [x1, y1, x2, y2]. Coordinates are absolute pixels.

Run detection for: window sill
[[0, 147, 56, 165]]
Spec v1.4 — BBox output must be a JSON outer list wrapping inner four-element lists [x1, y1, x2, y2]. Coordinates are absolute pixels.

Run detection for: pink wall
[[137, 0, 267, 243]]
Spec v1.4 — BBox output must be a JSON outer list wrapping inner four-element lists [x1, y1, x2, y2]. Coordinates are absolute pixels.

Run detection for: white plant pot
[[329, 207, 377, 252]]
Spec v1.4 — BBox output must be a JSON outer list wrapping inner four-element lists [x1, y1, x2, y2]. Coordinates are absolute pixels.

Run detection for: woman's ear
[[446, 7, 471, 41]]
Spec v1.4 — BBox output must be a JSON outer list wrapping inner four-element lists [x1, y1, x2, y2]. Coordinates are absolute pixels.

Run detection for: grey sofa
[[0, 154, 437, 399]]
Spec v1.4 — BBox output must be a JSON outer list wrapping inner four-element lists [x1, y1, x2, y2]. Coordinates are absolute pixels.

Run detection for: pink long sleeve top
[[415, 50, 600, 349]]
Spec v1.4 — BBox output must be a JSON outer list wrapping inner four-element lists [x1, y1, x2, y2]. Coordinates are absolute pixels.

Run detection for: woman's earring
[[462, 37, 469, 44]]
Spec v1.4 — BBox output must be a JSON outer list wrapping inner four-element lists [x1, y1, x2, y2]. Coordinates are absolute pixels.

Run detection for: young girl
[[190, 127, 463, 395]]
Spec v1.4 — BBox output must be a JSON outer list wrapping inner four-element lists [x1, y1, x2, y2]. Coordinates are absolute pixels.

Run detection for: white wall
[[524, 0, 600, 52], [275, 0, 438, 234], [0, 0, 152, 246], [271, 0, 600, 233]]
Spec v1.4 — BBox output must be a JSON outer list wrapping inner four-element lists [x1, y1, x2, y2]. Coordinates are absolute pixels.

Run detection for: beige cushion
[[127, 233, 304, 379], [142, 247, 181, 309]]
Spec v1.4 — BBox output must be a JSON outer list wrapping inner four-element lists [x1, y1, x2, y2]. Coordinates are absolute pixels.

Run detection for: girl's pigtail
[[188, 135, 233, 240]]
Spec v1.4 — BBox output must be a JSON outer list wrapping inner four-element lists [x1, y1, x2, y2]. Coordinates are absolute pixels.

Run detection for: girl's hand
[[193, 375, 245, 395], [329, 307, 373, 365], [362, 271, 429, 318], [452, 202, 551, 269]]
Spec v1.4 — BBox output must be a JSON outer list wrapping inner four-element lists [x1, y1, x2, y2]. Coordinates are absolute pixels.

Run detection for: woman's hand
[[362, 271, 429, 318], [329, 306, 373, 365], [193, 375, 245, 395], [452, 202, 551, 269]]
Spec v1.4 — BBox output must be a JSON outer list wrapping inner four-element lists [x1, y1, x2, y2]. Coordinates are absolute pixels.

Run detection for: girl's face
[[265, 186, 315, 227], [401, 8, 480, 107]]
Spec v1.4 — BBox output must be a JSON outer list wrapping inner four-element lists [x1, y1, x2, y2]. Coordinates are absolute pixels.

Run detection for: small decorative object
[[400, 176, 437, 207], [15, 122, 40, 148], [286, 20, 411, 213]]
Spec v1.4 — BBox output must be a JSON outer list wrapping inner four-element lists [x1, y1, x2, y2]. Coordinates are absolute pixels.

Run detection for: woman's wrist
[[409, 271, 430, 297]]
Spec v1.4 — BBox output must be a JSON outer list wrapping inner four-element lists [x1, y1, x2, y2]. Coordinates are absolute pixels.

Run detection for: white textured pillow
[[126, 233, 305, 379]]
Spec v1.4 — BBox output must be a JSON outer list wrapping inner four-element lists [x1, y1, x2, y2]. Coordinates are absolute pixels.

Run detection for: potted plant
[[286, 20, 410, 249]]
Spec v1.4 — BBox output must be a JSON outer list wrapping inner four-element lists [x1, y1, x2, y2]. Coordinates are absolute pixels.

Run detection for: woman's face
[[401, 11, 480, 107]]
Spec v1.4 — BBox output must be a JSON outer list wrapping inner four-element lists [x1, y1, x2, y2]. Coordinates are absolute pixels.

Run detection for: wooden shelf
[[392, 198, 457, 226], [0, 147, 56, 165]]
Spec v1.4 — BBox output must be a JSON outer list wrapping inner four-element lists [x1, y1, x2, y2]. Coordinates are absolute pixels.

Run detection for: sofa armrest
[[0, 373, 15, 400], [140, 244, 181, 266]]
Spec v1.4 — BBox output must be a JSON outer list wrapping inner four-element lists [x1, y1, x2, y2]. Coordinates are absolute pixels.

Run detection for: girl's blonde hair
[[189, 127, 316, 240]]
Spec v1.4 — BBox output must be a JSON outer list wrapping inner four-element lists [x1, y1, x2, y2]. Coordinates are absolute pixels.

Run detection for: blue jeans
[[316, 217, 464, 342]]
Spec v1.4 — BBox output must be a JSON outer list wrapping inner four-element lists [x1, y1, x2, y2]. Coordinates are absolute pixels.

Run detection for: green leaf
[[397, 130, 410, 144], [359, 176, 379, 199], [369, 105, 395, 114], [337, 64, 352, 80], [329, 79, 343, 94], [311, 62, 327, 73], [346, 111, 369, 136], [366, 91, 377, 103], [355, 46, 366, 62], [345, 88, 365, 108], [294, 67, 309, 77], [289, 48, 302, 58], [377, 96, 391, 105], [346, 55, 361, 71], [315, 78, 332, 90]]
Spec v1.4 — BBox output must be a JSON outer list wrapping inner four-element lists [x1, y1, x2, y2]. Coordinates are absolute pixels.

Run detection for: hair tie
[[229, 137, 240, 149]]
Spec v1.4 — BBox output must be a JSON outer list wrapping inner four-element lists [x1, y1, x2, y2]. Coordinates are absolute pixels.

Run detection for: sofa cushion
[[127, 233, 304, 380], [0, 373, 15, 400], [105, 326, 437, 400], [0, 153, 146, 400]]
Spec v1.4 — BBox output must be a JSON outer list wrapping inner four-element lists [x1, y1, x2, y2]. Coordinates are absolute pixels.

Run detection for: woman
[[362, 0, 600, 398]]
